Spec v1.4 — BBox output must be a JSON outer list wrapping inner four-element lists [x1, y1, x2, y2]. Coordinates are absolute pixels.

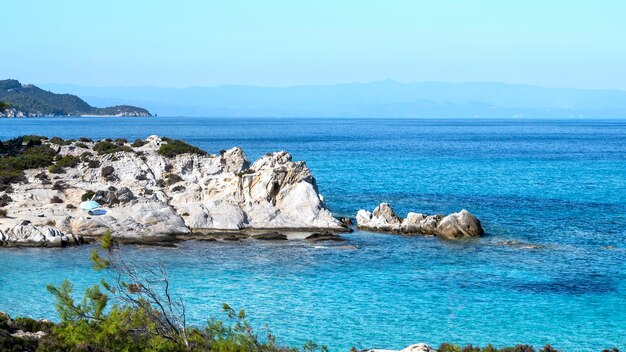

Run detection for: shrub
[[79, 137, 93, 143], [49, 137, 71, 145], [439, 343, 463, 352], [92, 141, 132, 154], [80, 151, 94, 161], [0, 208, 6, 217], [0, 194, 12, 207], [41, 231, 329, 352], [48, 164, 65, 174], [101, 165, 115, 179], [55, 155, 80, 168], [135, 173, 148, 181], [50, 196, 64, 204], [88, 160, 101, 168], [75, 142, 89, 149], [165, 173, 183, 185], [131, 139, 147, 148], [81, 190, 96, 201], [52, 181, 67, 191], [45, 220, 56, 226], [157, 139, 207, 158], [66, 204, 76, 209], [114, 138, 128, 145]]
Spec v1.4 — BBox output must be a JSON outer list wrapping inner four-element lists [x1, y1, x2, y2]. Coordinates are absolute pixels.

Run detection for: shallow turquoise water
[[0, 118, 625, 351]]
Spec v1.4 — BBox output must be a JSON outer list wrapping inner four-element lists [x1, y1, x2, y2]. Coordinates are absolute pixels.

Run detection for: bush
[[50, 196, 64, 204], [114, 138, 128, 145], [101, 165, 115, 179], [158, 139, 207, 158], [439, 343, 463, 352], [49, 137, 71, 145], [165, 173, 183, 185], [81, 190, 96, 201], [75, 142, 89, 149], [48, 164, 65, 174], [88, 160, 101, 168], [92, 141, 132, 154], [40, 231, 329, 352], [0, 208, 6, 217], [66, 204, 77, 209], [52, 181, 67, 191], [55, 155, 80, 168], [131, 139, 147, 148], [0, 194, 12, 207]]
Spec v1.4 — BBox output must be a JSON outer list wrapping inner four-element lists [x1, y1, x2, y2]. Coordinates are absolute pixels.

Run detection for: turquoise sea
[[0, 118, 625, 351]]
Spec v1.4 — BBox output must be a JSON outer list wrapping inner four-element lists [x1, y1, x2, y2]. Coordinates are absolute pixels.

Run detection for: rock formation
[[356, 203, 483, 239], [0, 136, 345, 246], [366, 343, 436, 352]]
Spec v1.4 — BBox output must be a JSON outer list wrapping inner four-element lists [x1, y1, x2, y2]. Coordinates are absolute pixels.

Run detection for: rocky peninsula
[[0, 135, 484, 247], [0, 135, 346, 246]]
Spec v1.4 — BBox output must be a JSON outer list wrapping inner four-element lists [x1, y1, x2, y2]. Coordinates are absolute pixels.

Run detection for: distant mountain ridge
[[0, 79, 151, 117], [40, 80, 626, 118]]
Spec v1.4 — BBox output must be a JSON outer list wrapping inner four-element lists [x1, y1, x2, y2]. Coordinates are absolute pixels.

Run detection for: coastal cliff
[[0, 135, 344, 246]]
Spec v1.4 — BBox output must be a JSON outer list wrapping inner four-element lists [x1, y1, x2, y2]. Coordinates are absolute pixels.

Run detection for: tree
[[0, 101, 10, 112], [46, 230, 329, 351]]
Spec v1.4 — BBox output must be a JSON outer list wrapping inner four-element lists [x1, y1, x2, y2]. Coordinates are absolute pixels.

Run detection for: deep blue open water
[[0, 118, 625, 351]]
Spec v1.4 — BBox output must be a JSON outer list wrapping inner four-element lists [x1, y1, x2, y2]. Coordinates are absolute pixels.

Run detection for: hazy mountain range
[[40, 80, 626, 118]]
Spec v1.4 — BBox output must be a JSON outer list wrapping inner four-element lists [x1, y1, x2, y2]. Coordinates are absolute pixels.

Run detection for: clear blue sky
[[2, 0, 626, 89]]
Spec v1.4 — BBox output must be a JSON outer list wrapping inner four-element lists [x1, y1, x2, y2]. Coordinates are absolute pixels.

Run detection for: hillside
[[0, 79, 151, 117]]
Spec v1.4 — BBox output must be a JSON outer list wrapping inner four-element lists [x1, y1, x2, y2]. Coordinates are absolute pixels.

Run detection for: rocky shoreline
[[0, 135, 483, 247]]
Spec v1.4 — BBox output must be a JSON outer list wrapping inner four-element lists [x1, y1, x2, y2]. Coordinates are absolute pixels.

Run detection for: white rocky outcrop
[[366, 343, 436, 352], [0, 223, 83, 247], [357, 203, 484, 239], [0, 136, 344, 246]]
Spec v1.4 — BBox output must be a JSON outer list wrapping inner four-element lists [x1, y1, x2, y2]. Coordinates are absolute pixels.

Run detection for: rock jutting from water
[[0, 135, 347, 247], [356, 203, 484, 239], [365, 343, 436, 352]]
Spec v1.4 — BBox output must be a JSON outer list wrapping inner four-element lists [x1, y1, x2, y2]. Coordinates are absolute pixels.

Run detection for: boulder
[[367, 343, 436, 352], [0, 224, 83, 247], [437, 210, 484, 239], [357, 203, 483, 239]]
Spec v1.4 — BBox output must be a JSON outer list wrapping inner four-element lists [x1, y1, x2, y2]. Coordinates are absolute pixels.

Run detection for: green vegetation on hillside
[[0, 79, 151, 117], [158, 139, 207, 157]]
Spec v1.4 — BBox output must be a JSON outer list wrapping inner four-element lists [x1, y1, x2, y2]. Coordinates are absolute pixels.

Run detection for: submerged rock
[[356, 203, 483, 239], [305, 232, 346, 242], [252, 232, 288, 240]]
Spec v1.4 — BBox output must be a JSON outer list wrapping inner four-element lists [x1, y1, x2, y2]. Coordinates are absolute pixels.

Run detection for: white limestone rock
[[357, 203, 483, 239], [367, 343, 436, 352], [1, 136, 343, 245], [0, 223, 82, 247]]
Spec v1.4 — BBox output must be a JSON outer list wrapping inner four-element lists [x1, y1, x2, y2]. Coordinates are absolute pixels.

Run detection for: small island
[[0, 79, 151, 117]]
